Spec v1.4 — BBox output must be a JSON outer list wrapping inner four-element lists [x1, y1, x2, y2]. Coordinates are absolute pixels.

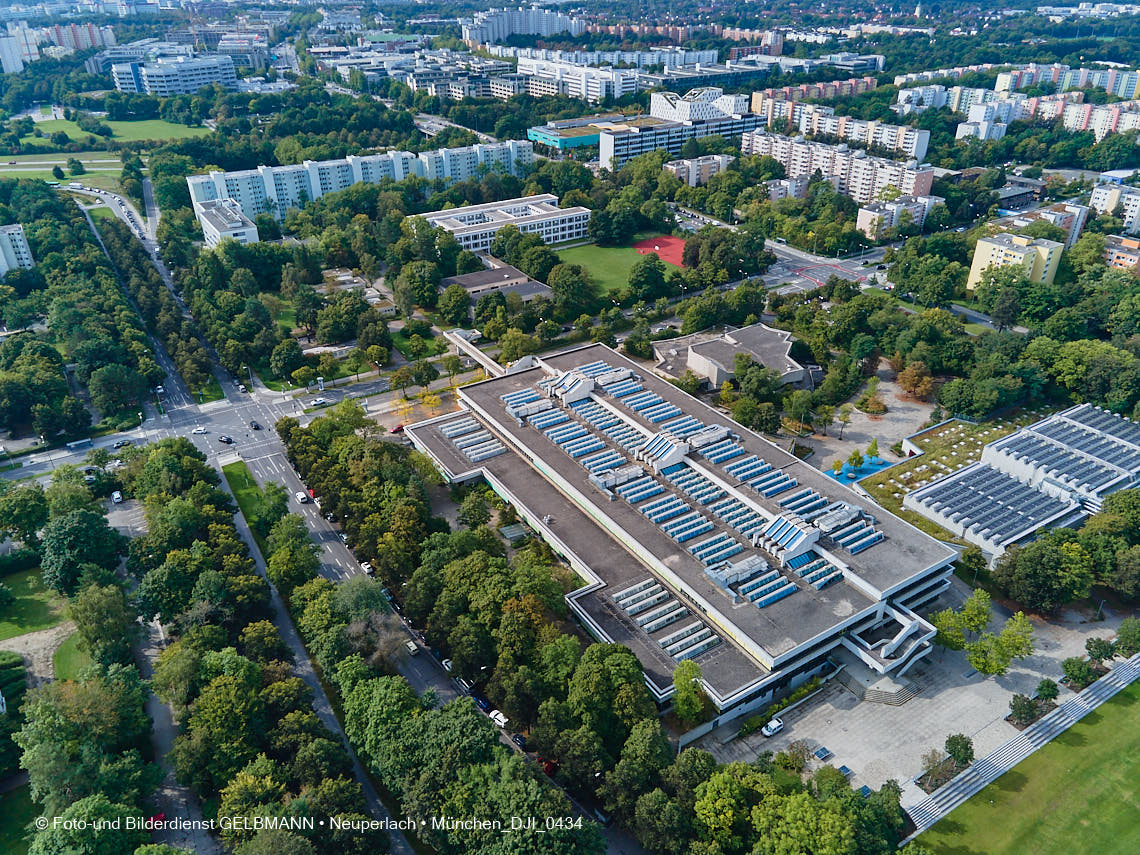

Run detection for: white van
[[294, 491, 309, 504]]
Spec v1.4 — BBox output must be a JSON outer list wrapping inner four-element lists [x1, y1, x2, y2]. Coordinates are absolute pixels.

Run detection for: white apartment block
[[1090, 184, 1140, 233], [0, 36, 24, 73], [764, 176, 813, 201], [1061, 100, 1140, 140], [462, 6, 584, 44], [893, 85, 949, 115], [856, 195, 944, 239], [487, 45, 718, 68], [795, 107, 930, 160], [0, 224, 34, 278], [956, 120, 1008, 141], [663, 154, 736, 187], [187, 142, 534, 223], [740, 132, 935, 204], [893, 64, 1001, 86], [419, 194, 590, 253], [112, 55, 237, 95], [651, 88, 751, 123], [515, 59, 640, 102], [195, 199, 260, 248]]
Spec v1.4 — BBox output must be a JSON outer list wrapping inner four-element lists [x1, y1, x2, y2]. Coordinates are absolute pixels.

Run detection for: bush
[[0, 546, 39, 578], [1118, 617, 1140, 657], [945, 733, 974, 766], [1062, 656, 1097, 690], [1035, 678, 1059, 702], [1009, 693, 1038, 726], [739, 677, 822, 736], [403, 319, 433, 338], [0, 583, 12, 610]]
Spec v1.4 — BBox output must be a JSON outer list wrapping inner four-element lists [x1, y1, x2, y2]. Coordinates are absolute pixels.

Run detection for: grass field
[[918, 680, 1140, 855], [87, 205, 114, 220], [0, 784, 35, 855], [221, 460, 271, 553], [18, 117, 208, 144], [392, 329, 448, 359], [0, 569, 64, 642], [557, 242, 648, 295], [52, 631, 92, 681]]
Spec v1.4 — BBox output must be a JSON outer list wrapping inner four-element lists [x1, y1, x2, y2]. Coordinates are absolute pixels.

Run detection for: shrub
[[1009, 693, 1038, 726], [945, 733, 974, 766], [1035, 678, 1059, 702], [1062, 656, 1097, 690], [739, 677, 822, 736], [1118, 617, 1140, 657], [0, 546, 39, 578]]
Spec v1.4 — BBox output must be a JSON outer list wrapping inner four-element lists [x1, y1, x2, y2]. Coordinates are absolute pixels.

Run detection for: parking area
[[693, 576, 1125, 807]]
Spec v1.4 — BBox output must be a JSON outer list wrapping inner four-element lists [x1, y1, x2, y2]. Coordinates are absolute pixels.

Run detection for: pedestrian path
[[903, 650, 1140, 842]]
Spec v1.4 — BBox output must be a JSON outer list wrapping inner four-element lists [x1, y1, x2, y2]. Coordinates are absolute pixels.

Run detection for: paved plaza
[[694, 576, 1125, 807]]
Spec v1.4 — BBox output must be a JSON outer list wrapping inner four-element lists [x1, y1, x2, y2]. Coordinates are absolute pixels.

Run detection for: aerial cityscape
[[0, 1, 1137, 854]]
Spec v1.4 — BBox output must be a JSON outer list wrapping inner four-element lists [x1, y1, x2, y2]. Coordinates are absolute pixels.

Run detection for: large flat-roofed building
[[600, 114, 766, 171], [195, 199, 260, 248], [857, 195, 944, 239], [740, 132, 935, 205], [439, 259, 553, 318], [420, 194, 590, 253], [407, 345, 957, 717], [966, 232, 1062, 291], [111, 55, 238, 95], [527, 113, 628, 149], [514, 58, 640, 102], [0, 224, 34, 278], [187, 141, 534, 222], [905, 404, 1140, 558], [650, 88, 751, 123]]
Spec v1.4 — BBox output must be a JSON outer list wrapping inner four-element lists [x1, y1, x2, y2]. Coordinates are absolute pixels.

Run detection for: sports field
[[917, 679, 1140, 855], [17, 118, 209, 144], [633, 234, 685, 267], [558, 235, 685, 295]]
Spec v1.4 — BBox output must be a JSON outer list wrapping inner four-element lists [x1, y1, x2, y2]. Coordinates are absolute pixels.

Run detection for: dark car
[[876, 264, 887, 270], [511, 734, 527, 751], [112, 439, 131, 449], [249, 421, 261, 430], [472, 694, 492, 712], [218, 435, 234, 444]]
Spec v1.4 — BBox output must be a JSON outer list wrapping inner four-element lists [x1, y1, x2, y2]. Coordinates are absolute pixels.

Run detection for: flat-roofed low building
[[419, 194, 590, 253], [439, 259, 553, 318], [407, 344, 957, 718], [194, 198, 259, 247], [995, 202, 1088, 248], [1104, 234, 1140, 273], [653, 323, 805, 387]]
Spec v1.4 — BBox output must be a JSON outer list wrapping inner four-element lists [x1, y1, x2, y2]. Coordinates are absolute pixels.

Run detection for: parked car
[[761, 717, 785, 738], [391, 424, 404, 434], [442, 658, 453, 673], [472, 694, 492, 712], [338, 532, 348, 543], [489, 710, 509, 728], [155, 385, 164, 394], [113, 439, 131, 449], [294, 491, 310, 504], [360, 562, 374, 575], [218, 435, 234, 444], [111, 490, 123, 504], [404, 640, 419, 656], [511, 733, 527, 750]]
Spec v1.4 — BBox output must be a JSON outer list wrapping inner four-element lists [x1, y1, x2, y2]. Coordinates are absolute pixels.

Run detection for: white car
[[489, 710, 509, 728], [404, 640, 419, 656], [191, 427, 208, 435], [760, 717, 784, 738], [111, 490, 123, 504], [310, 397, 329, 407], [360, 562, 374, 575], [294, 491, 310, 504], [442, 658, 453, 673]]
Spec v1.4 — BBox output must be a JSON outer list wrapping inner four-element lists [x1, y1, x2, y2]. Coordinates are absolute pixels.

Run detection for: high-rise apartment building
[[0, 225, 35, 278], [966, 233, 1062, 292], [1090, 183, 1140, 233], [461, 6, 584, 44]]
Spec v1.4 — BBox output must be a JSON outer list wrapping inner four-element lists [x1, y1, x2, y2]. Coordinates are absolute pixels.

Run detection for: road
[[141, 177, 159, 239]]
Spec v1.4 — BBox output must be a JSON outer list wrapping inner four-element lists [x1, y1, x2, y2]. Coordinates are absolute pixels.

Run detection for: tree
[[1117, 616, 1140, 657], [990, 287, 1021, 331], [837, 404, 853, 439], [0, 483, 48, 546], [897, 361, 933, 399], [40, 509, 126, 596], [390, 365, 413, 398], [88, 364, 146, 415], [944, 733, 974, 766], [498, 329, 539, 363], [27, 793, 148, 855], [1009, 693, 1038, 726], [815, 405, 835, 436], [67, 157, 86, 176], [847, 449, 864, 471], [51, 165, 65, 181], [627, 253, 668, 302], [69, 584, 135, 665], [438, 284, 471, 326], [671, 660, 704, 726], [1085, 636, 1115, 664], [269, 339, 305, 381], [457, 492, 490, 529], [993, 538, 1094, 612], [235, 830, 315, 855], [440, 354, 463, 387], [1035, 678, 1059, 702]]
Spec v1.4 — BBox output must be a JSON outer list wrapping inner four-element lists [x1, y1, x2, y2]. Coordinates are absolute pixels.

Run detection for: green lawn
[[18, 117, 208, 144], [0, 784, 36, 855], [52, 631, 92, 681], [557, 242, 648, 295], [221, 460, 270, 553], [918, 680, 1140, 855], [87, 205, 114, 220], [191, 375, 224, 404], [392, 330, 448, 360], [0, 569, 64, 642]]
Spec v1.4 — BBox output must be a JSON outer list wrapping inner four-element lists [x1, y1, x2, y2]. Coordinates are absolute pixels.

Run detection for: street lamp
[[241, 364, 254, 385]]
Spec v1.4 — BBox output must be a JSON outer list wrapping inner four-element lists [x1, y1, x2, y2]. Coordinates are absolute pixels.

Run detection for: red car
[[391, 424, 404, 434]]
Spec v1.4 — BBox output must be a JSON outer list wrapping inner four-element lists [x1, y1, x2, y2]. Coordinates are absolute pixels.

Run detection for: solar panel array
[[611, 578, 719, 662], [1064, 402, 1140, 449], [440, 416, 506, 462], [992, 430, 1121, 493], [786, 550, 843, 590], [909, 465, 1074, 546]]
